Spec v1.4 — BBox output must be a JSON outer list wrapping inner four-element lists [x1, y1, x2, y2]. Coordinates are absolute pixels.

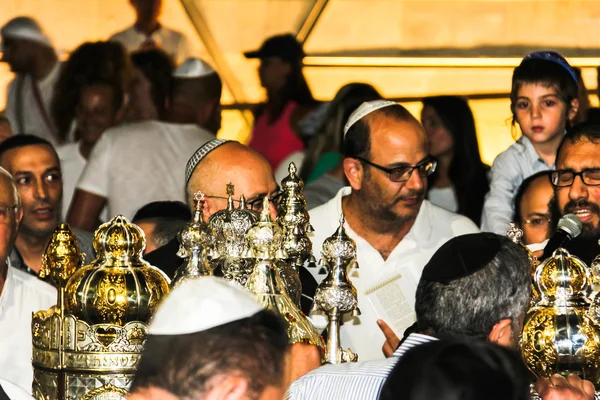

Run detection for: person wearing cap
[[128, 277, 289, 400], [1, 17, 62, 146], [67, 58, 219, 231], [109, 0, 191, 65], [0, 166, 56, 392], [288, 233, 595, 400], [307, 100, 479, 362], [244, 34, 318, 172]]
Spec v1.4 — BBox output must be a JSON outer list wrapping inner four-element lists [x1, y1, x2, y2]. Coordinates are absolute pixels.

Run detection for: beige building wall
[[1, 0, 599, 165]]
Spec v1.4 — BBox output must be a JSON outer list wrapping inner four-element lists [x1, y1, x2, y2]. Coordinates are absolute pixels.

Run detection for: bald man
[[186, 140, 279, 219]]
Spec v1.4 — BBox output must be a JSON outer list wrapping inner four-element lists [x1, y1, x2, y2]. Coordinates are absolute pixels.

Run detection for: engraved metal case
[[32, 217, 170, 400], [208, 184, 258, 286], [519, 247, 600, 384], [314, 214, 360, 363], [506, 223, 540, 304], [172, 195, 218, 285], [245, 198, 324, 348]]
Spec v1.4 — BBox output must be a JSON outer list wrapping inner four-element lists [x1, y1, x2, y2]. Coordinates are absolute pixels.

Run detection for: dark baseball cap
[[243, 33, 305, 63]]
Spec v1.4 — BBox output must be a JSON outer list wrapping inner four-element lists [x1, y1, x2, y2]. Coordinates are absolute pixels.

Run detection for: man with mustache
[[0, 135, 93, 277], [307, 100, 479, 361], [547, 121, 600, 264]]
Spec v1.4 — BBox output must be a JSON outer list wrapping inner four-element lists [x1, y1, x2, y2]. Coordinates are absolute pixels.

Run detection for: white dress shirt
[[4, 62, 61, 146], [481, 135, 553, 235], [109, 25, 191, 65], [308, 187, 479, 361], [76, 120, 214, 219], [286, 333, 436, 400], [0, 264, 56, 393]]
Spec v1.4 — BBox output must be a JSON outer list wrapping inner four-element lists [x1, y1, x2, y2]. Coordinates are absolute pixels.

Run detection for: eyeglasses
[[551, 169, 600, 187], [522, 215, 551, 229], [355, 157, 437, 183], [0, 204, 17, 224], [205, 191, 284, 212]]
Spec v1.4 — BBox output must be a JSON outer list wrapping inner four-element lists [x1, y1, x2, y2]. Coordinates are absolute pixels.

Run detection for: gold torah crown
[[520, 247, 600, 385], [32, 217, 170, 400]]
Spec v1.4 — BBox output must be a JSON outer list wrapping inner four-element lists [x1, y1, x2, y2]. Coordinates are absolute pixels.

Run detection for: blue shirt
[[286, 333, 435, 400], [481, 136, 552, 235]]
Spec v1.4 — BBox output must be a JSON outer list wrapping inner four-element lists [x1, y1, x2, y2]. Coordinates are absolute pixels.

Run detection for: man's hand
[[285, 343, 321, 387], [535, 374, 595, 400], [377, 319, 400, 358]]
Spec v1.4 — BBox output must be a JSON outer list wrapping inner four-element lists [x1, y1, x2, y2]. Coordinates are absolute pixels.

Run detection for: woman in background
[[421, 96, 490, 226], [244, 34, 318, 171]]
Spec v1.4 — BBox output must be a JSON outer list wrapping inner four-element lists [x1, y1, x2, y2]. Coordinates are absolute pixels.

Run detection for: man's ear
[[204, 376, 249, 400], [488, 318, 514, 347], [343, 157, 364, 191], [568, 98, 580, 122]]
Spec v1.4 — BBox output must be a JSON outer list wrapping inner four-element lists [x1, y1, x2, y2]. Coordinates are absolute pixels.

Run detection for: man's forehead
[[2, 145, 59, 172], [558, 139, 600, 168]]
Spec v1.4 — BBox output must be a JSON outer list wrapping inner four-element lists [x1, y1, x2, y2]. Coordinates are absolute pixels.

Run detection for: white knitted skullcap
[[149, 276, 263, 335], [173, 57, 216, 78], [185, 139, 231, 184], [343, 100, 398, 137], [1, 16, 52, 48]]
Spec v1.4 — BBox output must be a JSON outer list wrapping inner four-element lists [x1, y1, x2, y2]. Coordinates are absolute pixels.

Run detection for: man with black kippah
[[288, 232, 594, 400]]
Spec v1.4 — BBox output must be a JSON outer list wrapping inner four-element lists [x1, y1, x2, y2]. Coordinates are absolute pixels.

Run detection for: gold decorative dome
[[40, 223, 85, 287], [65, 215, 170, 326], [534, 248, 590, 306]]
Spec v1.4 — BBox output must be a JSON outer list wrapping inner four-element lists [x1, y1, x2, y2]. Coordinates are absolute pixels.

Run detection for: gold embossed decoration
[[40, 223, 85, 287], [520, 247, 600, 384], [32, 216, 170, 400], [314, 214, 360, 364], [245, 197, 324, 348]]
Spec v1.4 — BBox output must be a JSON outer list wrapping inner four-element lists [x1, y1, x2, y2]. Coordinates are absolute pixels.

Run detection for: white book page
[[364, 272, 417, 337]]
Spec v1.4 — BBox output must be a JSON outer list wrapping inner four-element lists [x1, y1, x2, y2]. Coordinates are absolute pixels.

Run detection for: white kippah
[[185, 139, 231, 184], [149, 276, 263, 335], [343, 100, 398, 137], [1, 16, 51, 48], [173, 57, 216, 78]]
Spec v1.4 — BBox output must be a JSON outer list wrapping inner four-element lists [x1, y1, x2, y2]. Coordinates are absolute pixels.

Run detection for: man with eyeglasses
[[0, 166, 56, 392], [544, 120, 600, 264], [307, 100, 479, 362]]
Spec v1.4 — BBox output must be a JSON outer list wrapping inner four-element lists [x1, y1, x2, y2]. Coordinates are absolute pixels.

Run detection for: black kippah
[[421, 233, 503, 283]]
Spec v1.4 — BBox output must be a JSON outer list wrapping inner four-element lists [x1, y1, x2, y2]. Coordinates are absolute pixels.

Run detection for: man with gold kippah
[[307, 100, 479, 362], [67, 58, 218, 231]]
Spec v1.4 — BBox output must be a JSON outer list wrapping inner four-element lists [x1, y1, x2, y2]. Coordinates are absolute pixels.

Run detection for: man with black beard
[[547, 121, 600, 264], [308, 100, 479, 361]]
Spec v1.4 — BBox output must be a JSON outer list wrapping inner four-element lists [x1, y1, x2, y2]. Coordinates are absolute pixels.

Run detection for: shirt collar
[[390, 333, 437, 358], [330, 187, 432, 246], [519, 134, 563, 169]]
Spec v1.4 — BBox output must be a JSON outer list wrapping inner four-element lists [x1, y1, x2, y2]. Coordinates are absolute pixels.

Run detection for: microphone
[[541, 214, 583, 259]]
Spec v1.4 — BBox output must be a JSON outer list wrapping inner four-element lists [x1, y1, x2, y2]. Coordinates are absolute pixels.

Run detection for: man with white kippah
[[68, 58, 219, 230], [307, 100, 479, 362], [0, 166, 56, 393], [1, 17, 62, 146], [109, 0, 191, 65], [127, 277, 289, 400]]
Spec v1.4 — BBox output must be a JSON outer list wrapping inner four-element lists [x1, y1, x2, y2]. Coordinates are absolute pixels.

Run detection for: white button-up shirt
[[109, 25, 191, 65], [0, 264, 56, 393], [308, 187, 479, 361]]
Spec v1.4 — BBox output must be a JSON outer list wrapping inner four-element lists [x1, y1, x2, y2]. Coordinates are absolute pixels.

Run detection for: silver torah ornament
[[208, 183, 259, 286], [172, 192, 218, 285], [314, 214, 360, 364]]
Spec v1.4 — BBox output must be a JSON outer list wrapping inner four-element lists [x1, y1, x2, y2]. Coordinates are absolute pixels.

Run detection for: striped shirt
[[286, 333, 435, 400]]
